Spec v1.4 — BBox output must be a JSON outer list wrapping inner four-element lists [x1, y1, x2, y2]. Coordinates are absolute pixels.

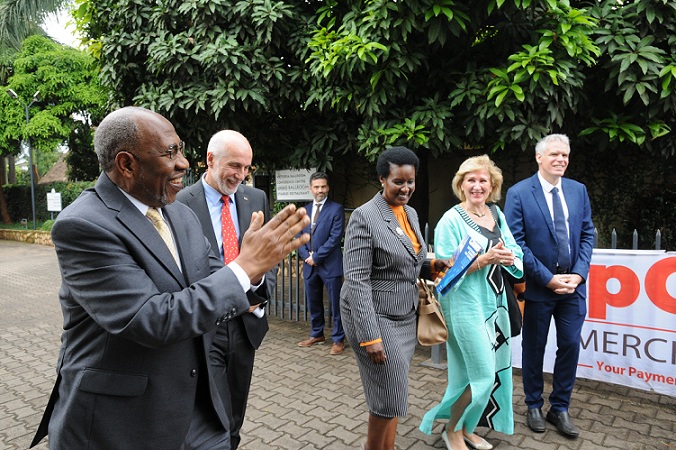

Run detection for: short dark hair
[[310, 171, 329, 184], [376, 147, 419, 178], [94, 106, 144, 172]]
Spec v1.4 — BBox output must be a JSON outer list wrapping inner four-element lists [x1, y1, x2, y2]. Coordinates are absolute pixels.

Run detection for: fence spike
[[611, 228, 617, 249]]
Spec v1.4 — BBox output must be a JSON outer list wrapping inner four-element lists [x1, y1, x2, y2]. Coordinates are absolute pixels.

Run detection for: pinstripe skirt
[[343, 308, 418, 418]]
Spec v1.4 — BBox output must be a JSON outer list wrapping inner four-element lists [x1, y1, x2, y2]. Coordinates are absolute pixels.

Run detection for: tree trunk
[[0, 156, 6, 185], [8, 154, 16, 183], [0, 184, 11, 224]]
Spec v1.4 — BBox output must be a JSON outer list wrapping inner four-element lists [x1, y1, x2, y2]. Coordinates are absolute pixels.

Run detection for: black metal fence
[[270, 252, 306, 321], [596, 228, 664, 250]]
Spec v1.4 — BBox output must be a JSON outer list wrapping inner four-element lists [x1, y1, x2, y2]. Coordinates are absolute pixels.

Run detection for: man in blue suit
[[504, 134, 594, 438], [297, 172, 346, 355]]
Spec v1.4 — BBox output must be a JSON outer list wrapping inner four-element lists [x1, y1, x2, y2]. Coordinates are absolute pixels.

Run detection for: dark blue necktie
[[551, 187, 571, 270]]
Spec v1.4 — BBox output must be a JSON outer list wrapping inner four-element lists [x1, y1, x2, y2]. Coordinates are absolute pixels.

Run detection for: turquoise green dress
[[419, 204, 523, 435]]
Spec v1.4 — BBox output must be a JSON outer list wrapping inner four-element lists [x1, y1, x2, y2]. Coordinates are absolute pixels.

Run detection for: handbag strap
[[488, 203, 500, 225], [417, 277, 433, 295]]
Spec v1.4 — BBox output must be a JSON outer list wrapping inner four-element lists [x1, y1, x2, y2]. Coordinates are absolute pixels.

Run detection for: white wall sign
[[46, 188, 62, 212], [274, 169, 316, 202]]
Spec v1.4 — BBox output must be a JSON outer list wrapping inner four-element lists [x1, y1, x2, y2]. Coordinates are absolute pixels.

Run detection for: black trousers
[[210, 316, 256, 450], [181, 372, 230, 450]]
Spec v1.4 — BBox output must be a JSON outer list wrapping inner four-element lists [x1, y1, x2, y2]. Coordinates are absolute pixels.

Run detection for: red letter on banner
[[588, 265, 640, 320], [644, 257, 676, 315]]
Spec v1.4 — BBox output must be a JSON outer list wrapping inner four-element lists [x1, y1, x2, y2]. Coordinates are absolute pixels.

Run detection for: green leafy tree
[[79, 0, 353, 173], [0, 0, 74, 223], [0, 34, 107, 223], [580, 0, 676, 154], [79, 0, 675, 239], [304, 0, 675, 235], [305, 0, 674, 155], [83, 0, 676, 160]]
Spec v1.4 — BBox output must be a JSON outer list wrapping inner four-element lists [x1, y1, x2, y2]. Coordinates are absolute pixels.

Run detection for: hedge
[[2, 181, 96, 223]]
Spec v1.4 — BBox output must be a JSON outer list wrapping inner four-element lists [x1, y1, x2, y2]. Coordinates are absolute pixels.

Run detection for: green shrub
[[39, 220, 56, 231]]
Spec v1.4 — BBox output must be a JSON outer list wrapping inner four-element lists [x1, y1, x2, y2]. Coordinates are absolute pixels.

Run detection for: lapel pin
[[396, 227, 404, 235]]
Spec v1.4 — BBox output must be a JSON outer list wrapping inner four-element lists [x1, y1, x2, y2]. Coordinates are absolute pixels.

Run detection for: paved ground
[[1, 240, 675, 449]]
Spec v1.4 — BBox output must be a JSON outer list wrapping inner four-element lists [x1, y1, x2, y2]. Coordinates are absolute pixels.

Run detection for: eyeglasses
[[123, 140, 185, 161], [156, 140, 185, 159]]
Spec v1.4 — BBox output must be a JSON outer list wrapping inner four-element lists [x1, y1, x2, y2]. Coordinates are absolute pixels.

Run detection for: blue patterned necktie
[[551, 187, 571, 270]]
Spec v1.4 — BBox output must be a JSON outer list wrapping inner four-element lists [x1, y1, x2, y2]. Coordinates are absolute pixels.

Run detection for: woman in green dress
[[420, 155, 523, 450]]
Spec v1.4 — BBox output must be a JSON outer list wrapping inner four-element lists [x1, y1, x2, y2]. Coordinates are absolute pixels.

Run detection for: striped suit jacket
[[340, 193, 427, 344]]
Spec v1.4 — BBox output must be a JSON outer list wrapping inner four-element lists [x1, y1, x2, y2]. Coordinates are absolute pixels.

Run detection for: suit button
[[190, 369, 197, 377]]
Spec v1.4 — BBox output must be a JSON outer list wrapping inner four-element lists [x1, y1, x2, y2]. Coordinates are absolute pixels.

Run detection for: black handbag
[[502, 268, 525, 337], [487, 203, 525, 337]]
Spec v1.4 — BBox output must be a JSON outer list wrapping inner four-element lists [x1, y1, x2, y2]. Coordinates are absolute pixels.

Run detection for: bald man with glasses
[[31, 108, 309, 450]]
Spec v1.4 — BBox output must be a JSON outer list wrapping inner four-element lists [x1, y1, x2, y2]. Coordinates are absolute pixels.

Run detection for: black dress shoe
[[546, 410, 580, 438], [527, 408, 546, 433]]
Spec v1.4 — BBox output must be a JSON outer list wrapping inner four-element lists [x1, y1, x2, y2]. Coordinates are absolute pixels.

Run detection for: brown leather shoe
[[297, 336, 325, 347], [330, 341, 344, 355]]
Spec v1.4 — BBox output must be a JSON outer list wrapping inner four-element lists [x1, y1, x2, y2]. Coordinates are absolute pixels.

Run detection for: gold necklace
[[464, 204, 487, 218]]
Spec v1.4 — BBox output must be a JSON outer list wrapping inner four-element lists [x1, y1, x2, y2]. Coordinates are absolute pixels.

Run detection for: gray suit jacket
[[177, 179, 272, 348], [32, 173, 250, 449], [340, 193, 427, 344]]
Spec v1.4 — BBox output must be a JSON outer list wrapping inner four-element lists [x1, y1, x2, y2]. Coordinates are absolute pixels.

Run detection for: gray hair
[[94, 107, 145, 172], [207, 130, 249, 159], [535, 134, 570, 155]]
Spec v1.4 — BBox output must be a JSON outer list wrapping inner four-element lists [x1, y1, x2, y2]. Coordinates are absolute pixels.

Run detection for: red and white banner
[[512, 249, 676, 397]]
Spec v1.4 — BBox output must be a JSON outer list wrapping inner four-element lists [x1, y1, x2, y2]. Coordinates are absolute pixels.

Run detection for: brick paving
[[1, 240, 675, 449]]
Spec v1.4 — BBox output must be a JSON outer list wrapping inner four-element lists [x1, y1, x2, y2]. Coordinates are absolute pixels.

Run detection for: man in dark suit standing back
[[30, 107, 310, 450], [504, 134, 594, 439], [177, 130, 273, 449], [297, 172, 346, 355]]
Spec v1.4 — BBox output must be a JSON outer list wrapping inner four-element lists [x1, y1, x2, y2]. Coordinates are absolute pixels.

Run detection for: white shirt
[[537, 172, 570, 239], [312, 199, 327, 225]]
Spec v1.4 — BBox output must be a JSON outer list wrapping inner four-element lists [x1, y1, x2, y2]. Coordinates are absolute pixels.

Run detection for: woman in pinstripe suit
[[341, 147, 448, 450]]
